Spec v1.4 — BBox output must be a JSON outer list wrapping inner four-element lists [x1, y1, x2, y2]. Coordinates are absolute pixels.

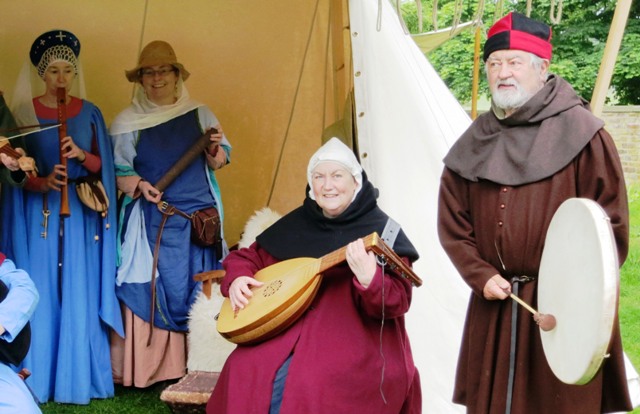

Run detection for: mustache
[[497, 80, 519, 87]]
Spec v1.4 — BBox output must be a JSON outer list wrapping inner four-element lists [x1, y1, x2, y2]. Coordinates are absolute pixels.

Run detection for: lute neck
[[316, 232, 422, 287], [317, 233, 379, 274]]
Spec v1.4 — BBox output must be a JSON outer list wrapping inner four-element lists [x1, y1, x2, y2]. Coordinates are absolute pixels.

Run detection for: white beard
[[492, 80, 533, 112]]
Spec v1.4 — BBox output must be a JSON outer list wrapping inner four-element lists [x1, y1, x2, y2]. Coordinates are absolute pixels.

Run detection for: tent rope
[[138, 0, 149, 54], [493, 0, 504, 22], [397, 1, 410, 33], [415, 0, 423, 33], [266, 0, 322, 206], [549, 0, 564, 24], [383, 0, 409, 34], [450, 0, 464, 35], [131, 0, 151, 100], [473, 0, 485, 24], [470, 0, 485, 120]]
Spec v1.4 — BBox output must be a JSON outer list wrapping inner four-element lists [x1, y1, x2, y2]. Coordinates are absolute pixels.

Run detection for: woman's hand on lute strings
[[229, 276, 264, 312]]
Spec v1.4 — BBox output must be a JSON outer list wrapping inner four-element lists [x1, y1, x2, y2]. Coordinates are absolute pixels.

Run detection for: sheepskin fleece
[[187, 207, 282, 372], [187, 285, 236, 372], [238, 207, 282, 249]]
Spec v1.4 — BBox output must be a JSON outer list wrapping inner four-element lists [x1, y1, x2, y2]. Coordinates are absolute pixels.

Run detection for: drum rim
[[538, 197, 619, 385]]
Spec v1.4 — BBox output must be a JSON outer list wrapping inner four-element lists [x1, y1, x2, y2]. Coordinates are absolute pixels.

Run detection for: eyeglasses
[[140, 67, 176, 77]]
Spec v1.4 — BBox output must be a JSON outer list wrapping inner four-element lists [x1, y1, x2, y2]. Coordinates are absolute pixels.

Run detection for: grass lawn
[[38, 186, 640, 413], [620, 184, 640, 414], [39, 382, 171, 413]]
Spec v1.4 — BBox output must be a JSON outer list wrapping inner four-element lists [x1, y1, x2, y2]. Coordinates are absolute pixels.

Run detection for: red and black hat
[[483, 12, 552, 61]]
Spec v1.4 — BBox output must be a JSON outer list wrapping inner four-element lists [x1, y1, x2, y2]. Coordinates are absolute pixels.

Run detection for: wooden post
[[330, 0, 348, 121], [471, 25, 482, 120], [590, 0, 632, 117]]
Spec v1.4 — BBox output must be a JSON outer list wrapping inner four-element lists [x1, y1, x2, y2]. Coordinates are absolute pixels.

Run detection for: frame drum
[[538, 198, 619, 385]]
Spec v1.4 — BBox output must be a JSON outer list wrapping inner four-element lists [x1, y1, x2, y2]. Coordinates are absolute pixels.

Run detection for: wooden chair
[[160, 208, 282, 413], [160, 270, 229, 413]]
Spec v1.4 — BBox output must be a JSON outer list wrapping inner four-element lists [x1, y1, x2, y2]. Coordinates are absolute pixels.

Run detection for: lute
[[216, 232, 422, 345]]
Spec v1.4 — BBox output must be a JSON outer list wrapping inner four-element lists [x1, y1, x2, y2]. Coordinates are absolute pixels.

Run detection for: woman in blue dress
[[0, 30, 123, 404], [110, 40, 231, 387]]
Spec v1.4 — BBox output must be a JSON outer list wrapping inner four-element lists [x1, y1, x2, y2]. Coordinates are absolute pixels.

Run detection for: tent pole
[[590, 0, 632, 117], [330, 0, 347, 120], [471, 25, 482, 120]]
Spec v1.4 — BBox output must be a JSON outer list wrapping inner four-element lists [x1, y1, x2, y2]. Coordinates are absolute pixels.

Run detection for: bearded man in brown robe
[[437, 12, 632, 414]]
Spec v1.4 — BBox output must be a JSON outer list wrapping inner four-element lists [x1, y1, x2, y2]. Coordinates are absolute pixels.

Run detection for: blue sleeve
[[0, 259, 39, 342]]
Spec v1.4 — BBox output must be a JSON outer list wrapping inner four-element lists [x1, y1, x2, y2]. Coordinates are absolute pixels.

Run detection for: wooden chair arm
[[194, 270, 226, 299]]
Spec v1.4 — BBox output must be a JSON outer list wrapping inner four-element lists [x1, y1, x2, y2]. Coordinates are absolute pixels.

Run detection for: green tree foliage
[[400, 0, 640, 105]]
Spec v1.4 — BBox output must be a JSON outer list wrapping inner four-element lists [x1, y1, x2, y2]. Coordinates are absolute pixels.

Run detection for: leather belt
[[505, 275, 535, 414]]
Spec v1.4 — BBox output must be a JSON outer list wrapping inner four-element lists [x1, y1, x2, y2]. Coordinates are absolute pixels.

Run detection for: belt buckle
[[157, 201, 175, 216], [511, 275, 535, 284]]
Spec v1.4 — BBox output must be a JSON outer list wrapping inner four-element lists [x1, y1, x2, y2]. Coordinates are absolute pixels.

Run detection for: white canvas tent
[[350, 2, 470, 411], [1, 0, 636, 412], [411, 20, 476, 54]]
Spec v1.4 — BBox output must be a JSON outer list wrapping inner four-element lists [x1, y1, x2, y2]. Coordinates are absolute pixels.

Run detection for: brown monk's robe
[[438, 128, 632, 413]]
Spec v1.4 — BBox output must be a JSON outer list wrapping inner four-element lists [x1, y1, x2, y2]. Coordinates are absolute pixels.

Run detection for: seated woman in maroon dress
[[207, 137, 422, 414]]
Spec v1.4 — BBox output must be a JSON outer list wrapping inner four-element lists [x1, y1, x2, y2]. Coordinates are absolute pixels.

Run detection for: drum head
[[538, 198, 619, 385]]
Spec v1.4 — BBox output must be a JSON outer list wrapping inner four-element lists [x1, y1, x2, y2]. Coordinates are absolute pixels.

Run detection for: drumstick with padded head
[[509, 293, 557, 331], [493, 240, 556, 332], [493, 241, 557, 332]]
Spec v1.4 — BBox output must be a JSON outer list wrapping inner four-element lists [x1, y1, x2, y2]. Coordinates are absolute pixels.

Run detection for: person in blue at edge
[[0, 253, 41, 414], [0, 29, 123, 404], [109, 40, 231, 388]]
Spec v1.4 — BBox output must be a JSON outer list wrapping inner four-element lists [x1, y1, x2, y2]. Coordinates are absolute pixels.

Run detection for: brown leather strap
[[147, 203, 176, 347], [17, 368, 31, 381], [17, 368, 40, 405], [86, 176, 108, 206]]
